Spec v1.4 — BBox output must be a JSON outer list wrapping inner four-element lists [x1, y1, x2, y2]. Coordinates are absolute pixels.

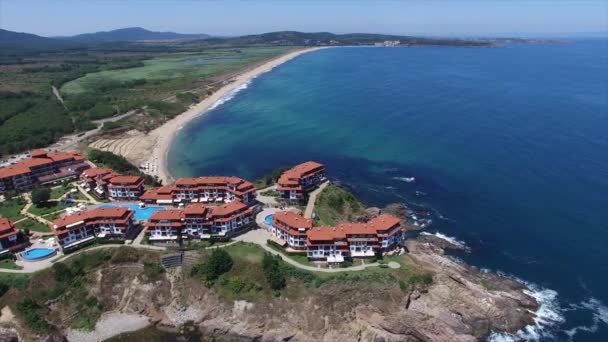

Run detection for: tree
[[262, 253, 286, 290], [31, 187, 50, 206], [203, 249, 233, 281], [52, 262, 72, 283]]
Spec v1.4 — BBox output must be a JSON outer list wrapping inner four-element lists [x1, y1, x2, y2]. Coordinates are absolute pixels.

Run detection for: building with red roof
[[80, 169, 144, 200], [144, 201, 254, 241], [271, 211, 312, 250], [267, 211, 404, 263], [140, 176, 256, 205], [0, 218, 29, 255], [0, 150, 89, 192], [51, 207, 135, 250], [277, 161, 325, 202]]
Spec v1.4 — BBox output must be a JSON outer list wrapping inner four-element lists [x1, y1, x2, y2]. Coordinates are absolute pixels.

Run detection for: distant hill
[[0, 29, 79, 53], [198, 31, 489, 47], [62, 27, 211, 42]]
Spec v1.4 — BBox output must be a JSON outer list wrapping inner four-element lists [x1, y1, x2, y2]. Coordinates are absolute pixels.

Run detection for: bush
[[110, 246, 139, 263], [31, 187, 50, 206], [52, 262, 73, 283], [16, 297, 49, 333], [262, 253, 286, 290], [0, 282, 8, 297], [143, 261, 164, 279], [205, 249, 233, 281]]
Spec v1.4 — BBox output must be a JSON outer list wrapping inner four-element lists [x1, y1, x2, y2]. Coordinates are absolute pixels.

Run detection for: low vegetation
[[253, 166, 291, 189], [15, 218, 50, 233], [313, 184, 366, 225], [86, 148, 160, 186], [0, 196, 25, 221]]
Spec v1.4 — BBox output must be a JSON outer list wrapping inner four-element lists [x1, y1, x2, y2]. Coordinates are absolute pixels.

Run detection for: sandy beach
[[89, 47, 325, 185]]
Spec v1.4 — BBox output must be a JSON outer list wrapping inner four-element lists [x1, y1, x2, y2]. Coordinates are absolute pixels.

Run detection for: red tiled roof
[[0, 150, 84, 179], [108, 175, 143, 185], [183, 203, 209, 215], [148, 209, 184, 221], [273, 211, 312, 230], [307, 226, 346, 241], [367, 214, 401, 232], [210, 201, 247, 216], [277, 161, 324, 187], [82, 168, 114, 179], [0, 218, 15, 233], [52, 207, 133, 232]]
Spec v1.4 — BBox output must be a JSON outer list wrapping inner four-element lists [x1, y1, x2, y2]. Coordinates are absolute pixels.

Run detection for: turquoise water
[[169, 40, 608, 340], [21, 248, 55, 260], [264, 214, 273, 226], [97, 203, 166, 221]]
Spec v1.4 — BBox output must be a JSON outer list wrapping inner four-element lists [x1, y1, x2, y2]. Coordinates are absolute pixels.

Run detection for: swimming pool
[[21, 248, 56, 261], [97, 203, 166, 221], [264, 214, 273, 226]]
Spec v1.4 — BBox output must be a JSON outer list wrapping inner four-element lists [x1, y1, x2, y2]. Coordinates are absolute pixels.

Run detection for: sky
[[0, 0, 606, 37]]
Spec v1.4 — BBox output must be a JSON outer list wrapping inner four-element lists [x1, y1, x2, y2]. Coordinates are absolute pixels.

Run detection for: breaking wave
[[393, 176, 416, 183], [563, 298, 608, 339], [420, 231, 467, 249], [209, 81, 251, 110]]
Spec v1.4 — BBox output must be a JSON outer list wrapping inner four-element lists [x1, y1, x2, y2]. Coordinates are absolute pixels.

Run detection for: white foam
[[563, 298, 608, 339], [420, 231, 467, 249], [393, 176, 416, 183], [488, 276, 564, 341], [209, 81, 251, 110]]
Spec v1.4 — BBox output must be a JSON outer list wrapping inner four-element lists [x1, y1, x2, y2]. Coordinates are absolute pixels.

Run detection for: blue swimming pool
[[264, 214, 273, 226], [21, 248, 56, 261], [97, 203, 166, 221]]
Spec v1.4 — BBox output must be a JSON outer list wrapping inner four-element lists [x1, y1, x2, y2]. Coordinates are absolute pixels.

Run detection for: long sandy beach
[[150, 47, 325, 184]]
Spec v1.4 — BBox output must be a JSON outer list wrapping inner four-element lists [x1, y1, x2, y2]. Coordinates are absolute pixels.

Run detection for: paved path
[[255, 185, 278, 206], [303, 181, 329, 219], [76, 184, 101, 204]]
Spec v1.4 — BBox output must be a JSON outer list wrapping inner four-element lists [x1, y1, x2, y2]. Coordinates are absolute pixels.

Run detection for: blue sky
[[0, 0, 606, 37]]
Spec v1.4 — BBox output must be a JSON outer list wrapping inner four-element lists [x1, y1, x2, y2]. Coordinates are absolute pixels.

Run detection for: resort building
[[267, 211, 404, 263], [277, 161, 326, 202], [270, 211, 312, 250], [140, 176, 257, 205], [80, 169, 144, 200], [0, 150, 89, 192], [106, 176, 145, 200], [51, 207, 135, 250], [0, 218, 29, 256], [145, 201, 254, 241]]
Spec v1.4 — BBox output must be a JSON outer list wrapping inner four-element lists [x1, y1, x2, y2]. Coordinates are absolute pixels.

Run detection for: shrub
[[110, 247, 139, 264], [143, 261, 164, 279], [52, 262, 73, 283], [16, 297, 49, 333], [0, 282, 8, 297], [262, 253, 286, 290], [200, 249, 233, 282], [31, 188, 50, 206]]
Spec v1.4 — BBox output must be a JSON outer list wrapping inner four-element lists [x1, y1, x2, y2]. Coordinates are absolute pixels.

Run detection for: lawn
[[62, 47, 292, 94], [27, 201, 73, 217], [49, 184, 83, 200], [0, 272, 29, 289], [0, 198, 25, 221], [15, 218, 51, 233], [0, 259, 22, 270], [223, 242, 266, 264]]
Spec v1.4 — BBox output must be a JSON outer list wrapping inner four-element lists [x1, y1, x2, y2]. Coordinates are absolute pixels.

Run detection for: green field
[[15, 218, 51, 233], [62, 47, 291, 94]]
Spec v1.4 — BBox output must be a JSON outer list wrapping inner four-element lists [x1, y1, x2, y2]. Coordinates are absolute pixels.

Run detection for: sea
[[164, 40, 608, 341]]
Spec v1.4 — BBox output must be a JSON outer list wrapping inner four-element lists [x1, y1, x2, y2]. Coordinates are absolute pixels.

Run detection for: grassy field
[[15, 218, 51, 233], [62, 47, 291, 94], [0, 198, 25, 221], [313, 184, 366, 226], [0, 259, 22, 270], [27, 201, 72, 217]]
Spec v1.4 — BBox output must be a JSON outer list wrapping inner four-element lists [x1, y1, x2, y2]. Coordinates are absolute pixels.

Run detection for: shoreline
[[150, 46, 327, 184], [65, 312, 150, 342]]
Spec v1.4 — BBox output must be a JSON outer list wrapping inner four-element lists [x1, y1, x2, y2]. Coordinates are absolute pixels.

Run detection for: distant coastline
[[151, 46, 327, 184]]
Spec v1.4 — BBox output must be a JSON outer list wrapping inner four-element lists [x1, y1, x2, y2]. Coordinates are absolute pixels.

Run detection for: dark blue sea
[[169, 40, 608, 341]]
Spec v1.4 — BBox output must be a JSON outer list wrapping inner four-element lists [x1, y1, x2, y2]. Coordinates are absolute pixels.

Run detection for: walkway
[[255, 185, 278, 206], [303, 181, 329, 219]]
